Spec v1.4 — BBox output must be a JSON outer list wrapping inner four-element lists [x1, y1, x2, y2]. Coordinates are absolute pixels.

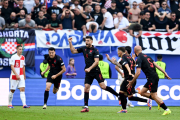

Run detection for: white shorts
[[10, 79, 25, 90], [86, 22, 99, 30]]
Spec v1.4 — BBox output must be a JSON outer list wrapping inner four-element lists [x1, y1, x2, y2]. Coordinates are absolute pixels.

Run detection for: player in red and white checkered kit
[[8, 45, 30, 108]]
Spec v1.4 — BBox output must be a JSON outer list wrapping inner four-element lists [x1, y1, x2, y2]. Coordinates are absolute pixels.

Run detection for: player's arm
[[11, 65, 20, 80], [106, 54, 122, 69], [124, 64, 133, 76], [41, 65, 50, 75], [23, 65, 26, 80], [55, 65, 66, 77], [85, 58, 99, 73], [115, 66, 124, 77], [68, 37, 79, 54], [153, 62, 171, 80], [127, 68, 141, 88]]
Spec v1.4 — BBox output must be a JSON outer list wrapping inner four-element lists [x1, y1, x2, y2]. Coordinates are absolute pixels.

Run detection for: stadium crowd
[[0, 0, 180, 36]]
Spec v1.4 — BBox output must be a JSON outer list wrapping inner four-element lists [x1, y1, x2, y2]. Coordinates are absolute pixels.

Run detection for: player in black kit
[[68, 36, 120, 112], [41, 47, 66, 109], [128, 46, 172, 115], [106, 47, 152, 113]]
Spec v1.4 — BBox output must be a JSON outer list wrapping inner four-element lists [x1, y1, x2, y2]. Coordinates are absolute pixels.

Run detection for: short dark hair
[[101, 7, 106, 10], [99, 54, 103, 60], [140, 11, 145, 15], [118, 47, 125, 52], [125, 46, 131, 54], [157, 54, 162, 59], [48, 47, 55, 51], [91, 25, 96, 32], [171, 12, 176, 15], [132, 23, 142, 31], [86, 36, 93, 40], [16, 45, 22, 49]]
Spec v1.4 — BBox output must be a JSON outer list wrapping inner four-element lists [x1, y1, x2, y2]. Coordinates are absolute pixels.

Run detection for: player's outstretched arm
[[106, 54, 122, 69], [153, 62, 172, 80], [68, 37, 78, 54]]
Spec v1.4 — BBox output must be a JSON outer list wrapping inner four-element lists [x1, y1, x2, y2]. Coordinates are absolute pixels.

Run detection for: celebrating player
[[8, 45, 30, 108], [41, 47, 66, 109], [127, 45, 172, 115], [68, 36, 120, 112], [106, 47, 152, 113]]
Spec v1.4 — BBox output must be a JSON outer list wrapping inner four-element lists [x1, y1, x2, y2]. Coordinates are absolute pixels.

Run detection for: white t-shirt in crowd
[[104, 11, 114, 28], [114, 17, 129, 30], [57, 3, 64, 9], [10, 54, 25, 80], [24, 0, 36, 14]]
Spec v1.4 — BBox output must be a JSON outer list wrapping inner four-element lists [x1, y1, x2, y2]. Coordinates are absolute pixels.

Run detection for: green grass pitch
[[0, 106, 179, 120]]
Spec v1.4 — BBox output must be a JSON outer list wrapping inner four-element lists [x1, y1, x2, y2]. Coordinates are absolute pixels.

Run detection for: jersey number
[[147, 58, 154, 68]]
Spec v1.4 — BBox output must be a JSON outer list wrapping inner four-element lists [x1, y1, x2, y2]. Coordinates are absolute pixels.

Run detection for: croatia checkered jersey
[[10, 54, 25, 80]]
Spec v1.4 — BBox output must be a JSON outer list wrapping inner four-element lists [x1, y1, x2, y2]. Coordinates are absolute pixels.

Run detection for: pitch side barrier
[[0, 78, 179, 106]]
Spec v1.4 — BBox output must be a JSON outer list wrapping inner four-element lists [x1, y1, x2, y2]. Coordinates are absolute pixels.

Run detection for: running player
[[8, 45, 30, 108], [68, 36, 120, 112], [106, 47, 152, 113], [41, 47, 66, 109], [127, 45, 172, 115]]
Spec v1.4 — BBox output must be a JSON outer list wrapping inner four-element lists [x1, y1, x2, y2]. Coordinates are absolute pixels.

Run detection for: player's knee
[[100, 85, 106, 90], [11, 90, 15, 93], [84, 87, 90, 92], [45, 87, 50, 91], [20, 88, 25, 92]]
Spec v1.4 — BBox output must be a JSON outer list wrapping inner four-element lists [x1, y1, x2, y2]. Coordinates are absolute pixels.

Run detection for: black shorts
[[85, 72, 104, 85], [47, 74, 62, 89], [144, 78, 159, 93], [120, 76, 136, 95]]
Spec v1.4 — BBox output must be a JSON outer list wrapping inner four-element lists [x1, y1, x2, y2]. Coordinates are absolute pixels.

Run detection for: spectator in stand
[[83, 0, 99, 12], [90, 5, 103, 26], [84, 6, 99, 33], [158, 1, 171, 18], [175, 2, 180, 22], [170, 0, 178, 12], [48, 13, 62, 32], [128, 1, 141, 23], [129, 23, 142, 38], [47, 1, 62, 16], [139, 3, 145, 11], [41, 5, 51, 20], [65, 58, 77, 78], [14, 0, 28, 18], [31, 0, 42, 19], [95, 0, 104, 8], [58, 6, 68, 19], [142, 0, 154, 9], [0, 9, 6, 30], [73, 8, 87, 39], [60, 9, 74, 29], [19, 15, 35, 29], [116, 0, 130, 16], [101, 7, 114, 30], [107, 0, 119, 16], [57, 0, 64, 9], [140, 11, 156, 31], [24, 0, 35, 14], [70, 0, 83, 12], [17, 10, 25, 21], [138, 11, 145, 23], [1, 0, 13, 20], [144, 5, 157, 20], [154, 12, 168, 31], [35, 11, 48, 29], [155, 1, 160, 9], [8, 0, 18, 9], [6, 12, 18, 29], [114, 12, 129, 31], [166, 12, 179, 33]]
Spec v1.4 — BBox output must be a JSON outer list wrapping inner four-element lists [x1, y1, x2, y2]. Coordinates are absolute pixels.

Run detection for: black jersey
[[77, 46, 100, 73], [119, 54, 135, 79], [136, 53, 158, 79], [47, 55, 64, 75]]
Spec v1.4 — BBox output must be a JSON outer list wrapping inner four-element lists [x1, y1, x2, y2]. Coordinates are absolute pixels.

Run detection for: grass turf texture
[[0, 106, 179, 120]]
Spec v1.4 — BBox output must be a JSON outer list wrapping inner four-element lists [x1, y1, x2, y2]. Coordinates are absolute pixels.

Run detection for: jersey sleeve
[[59, 57, 65, 66], [10, 55, 15, 66], [94, 49, 99, 58], [136, 57, 142, 68], [120, 57, 128, 66], [77, 47, 83, 53]]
